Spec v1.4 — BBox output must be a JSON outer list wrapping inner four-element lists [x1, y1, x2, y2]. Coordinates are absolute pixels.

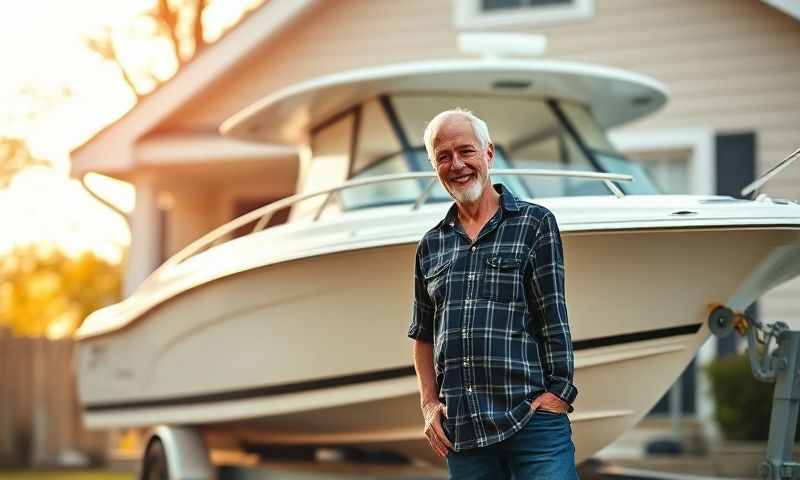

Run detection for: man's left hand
[[530, 392, 569, 414]]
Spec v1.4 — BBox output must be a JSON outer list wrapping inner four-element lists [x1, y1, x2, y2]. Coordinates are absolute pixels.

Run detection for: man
[[407, 109, 579, 479]]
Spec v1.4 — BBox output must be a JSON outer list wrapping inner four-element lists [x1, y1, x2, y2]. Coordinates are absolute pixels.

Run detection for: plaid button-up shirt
[[408, 183, 578, 451]]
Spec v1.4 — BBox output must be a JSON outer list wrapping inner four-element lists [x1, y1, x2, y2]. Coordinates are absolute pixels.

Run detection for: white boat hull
[[76, 224, 800, 465]]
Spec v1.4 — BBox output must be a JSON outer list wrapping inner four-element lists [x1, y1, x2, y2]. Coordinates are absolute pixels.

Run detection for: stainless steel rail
[[143, 169, 632, 285], [741, 146, 800, 197]]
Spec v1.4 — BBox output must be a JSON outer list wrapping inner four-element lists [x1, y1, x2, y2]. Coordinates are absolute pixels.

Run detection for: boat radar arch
[[221, 59, 668, 146]]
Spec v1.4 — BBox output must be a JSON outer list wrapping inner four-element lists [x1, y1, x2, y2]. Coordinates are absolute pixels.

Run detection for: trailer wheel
[[141, 437, 169, 480]]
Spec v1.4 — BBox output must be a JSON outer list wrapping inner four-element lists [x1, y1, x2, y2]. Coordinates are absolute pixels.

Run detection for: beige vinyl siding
[[161, 0, 457, 130], [159, 0, 800, 195], [159, 0, 799, 326], [165, 0, 799, 186]]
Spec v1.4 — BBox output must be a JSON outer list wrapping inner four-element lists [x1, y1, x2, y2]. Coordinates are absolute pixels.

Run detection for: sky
[[0, 0, 260, 264]]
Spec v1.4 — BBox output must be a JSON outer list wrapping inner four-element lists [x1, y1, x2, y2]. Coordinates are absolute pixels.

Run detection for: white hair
[[423, 108, 492, 163]]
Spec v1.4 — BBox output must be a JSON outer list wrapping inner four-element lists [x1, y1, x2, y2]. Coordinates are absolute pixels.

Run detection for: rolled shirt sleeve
[[408, 243, 434, 343], [527, 212, 578, 411]]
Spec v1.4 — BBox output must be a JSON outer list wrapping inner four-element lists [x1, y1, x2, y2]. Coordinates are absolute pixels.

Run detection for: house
[[69, 0, 800, 455]]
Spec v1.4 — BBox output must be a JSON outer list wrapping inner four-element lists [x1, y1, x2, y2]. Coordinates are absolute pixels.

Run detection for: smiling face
[[431, 115, 494, 205]]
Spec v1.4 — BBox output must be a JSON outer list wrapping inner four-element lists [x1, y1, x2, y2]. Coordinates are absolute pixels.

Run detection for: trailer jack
[[709, 304, 800, 479]]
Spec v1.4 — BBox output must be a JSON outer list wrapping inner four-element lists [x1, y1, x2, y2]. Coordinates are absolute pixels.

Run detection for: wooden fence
[[0, 328, 107, 467]]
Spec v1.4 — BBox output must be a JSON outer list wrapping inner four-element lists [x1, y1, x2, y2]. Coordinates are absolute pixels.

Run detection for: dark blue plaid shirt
[[408, 183, 577, 451]]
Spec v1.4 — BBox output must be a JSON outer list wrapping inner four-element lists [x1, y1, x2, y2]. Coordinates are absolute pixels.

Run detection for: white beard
[[447, 172, 487, 204]]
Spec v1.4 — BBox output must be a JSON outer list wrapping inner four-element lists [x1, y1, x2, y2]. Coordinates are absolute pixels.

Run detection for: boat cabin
[[222, 60, 668, 222]]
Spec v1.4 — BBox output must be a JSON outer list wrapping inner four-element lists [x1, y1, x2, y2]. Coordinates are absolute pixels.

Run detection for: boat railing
[[741, 146, 800, 197], [144, 169, 632, 285]]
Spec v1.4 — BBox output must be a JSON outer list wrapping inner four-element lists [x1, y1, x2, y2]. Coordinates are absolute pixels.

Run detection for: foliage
[[705, 353, 799, 441], [82, 0, 222, 97], [0, 138, 50, 188], [0, 244, 122, 338]]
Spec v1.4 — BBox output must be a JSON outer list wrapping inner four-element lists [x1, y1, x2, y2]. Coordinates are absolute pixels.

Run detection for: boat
[[74, 58, 800, 467]]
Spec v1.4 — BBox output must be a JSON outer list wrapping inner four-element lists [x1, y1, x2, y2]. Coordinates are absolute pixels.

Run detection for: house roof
[[69, 0, 318, 177]]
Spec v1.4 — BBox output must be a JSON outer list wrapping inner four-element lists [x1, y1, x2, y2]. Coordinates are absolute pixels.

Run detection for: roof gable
[[70, 0, 318, 176]]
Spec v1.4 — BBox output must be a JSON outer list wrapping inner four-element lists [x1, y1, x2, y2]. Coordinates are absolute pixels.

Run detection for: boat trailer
[[709, 304, 800, 480], [134, 304, 800, 480]]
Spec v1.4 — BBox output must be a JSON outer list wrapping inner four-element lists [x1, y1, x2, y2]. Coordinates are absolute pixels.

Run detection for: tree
[[0, 244, 122, 338], [0, 137, 50, 188], [83, 0, 213, 98]]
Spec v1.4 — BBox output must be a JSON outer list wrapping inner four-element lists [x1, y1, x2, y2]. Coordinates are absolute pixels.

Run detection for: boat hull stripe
[[83, 323, 702, 412]]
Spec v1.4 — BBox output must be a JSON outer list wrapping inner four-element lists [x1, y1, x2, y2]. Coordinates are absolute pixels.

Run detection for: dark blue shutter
[[716, 133, 758, 357]]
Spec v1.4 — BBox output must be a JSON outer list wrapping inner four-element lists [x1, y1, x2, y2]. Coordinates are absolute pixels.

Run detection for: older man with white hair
[[408, 109, 579, 479]]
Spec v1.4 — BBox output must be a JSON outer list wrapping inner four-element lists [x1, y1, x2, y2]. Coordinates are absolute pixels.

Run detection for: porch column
[[125, 172, 162, 297]]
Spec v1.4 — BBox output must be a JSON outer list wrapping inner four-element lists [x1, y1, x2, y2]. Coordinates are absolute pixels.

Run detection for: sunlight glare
[[0, 168, 130, 264], [1, 0, 263, 265]]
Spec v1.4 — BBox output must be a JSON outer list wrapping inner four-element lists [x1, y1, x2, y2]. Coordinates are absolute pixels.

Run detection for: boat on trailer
[[75, 58, 800, 469]]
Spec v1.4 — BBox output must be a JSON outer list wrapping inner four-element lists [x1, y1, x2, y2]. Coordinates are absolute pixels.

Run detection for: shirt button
[[463, 361, 470, 367], [462, 329, 467, 335], [467, 274, 475, 280], [471, 246, 476, 253], [466, 387, 473, 393]]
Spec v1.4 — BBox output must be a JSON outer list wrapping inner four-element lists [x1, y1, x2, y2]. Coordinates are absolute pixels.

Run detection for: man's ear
[[486, 143, 495, 168]]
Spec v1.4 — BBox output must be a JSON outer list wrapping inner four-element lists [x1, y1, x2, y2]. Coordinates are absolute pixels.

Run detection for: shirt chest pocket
[[481, 254, 524, 303], [424, 259, 452, 306]]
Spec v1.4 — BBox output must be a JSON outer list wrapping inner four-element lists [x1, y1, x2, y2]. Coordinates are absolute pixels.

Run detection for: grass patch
[[0, 471, 134, 480]]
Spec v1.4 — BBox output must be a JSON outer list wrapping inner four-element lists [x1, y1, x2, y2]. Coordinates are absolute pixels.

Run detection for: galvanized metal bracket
[[709, 306, 800, 479]]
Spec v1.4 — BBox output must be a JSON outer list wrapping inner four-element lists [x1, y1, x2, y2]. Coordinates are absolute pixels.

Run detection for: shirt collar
[[440, 183, 521, 229]]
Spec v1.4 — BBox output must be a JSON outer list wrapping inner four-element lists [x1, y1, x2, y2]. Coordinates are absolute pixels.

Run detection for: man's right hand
[[422, 401, 454, 458]]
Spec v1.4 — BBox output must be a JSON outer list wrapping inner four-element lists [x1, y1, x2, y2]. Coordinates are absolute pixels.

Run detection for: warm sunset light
[[0, 0, 263, 265], [3, 0, 800, 476]]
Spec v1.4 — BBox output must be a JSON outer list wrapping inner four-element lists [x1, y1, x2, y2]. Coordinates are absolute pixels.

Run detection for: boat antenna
[[457, 33, 547, 59]]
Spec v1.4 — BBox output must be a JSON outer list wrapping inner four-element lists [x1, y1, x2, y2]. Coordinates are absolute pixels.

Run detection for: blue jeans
[[446, 410, 579, 479]]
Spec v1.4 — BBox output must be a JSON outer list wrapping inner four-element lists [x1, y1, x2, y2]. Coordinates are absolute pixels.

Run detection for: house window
[[454, 0, 593, 29], [624, 148, 692, 194], [608, 128, 715, 195], [482, 0, 573, 11]]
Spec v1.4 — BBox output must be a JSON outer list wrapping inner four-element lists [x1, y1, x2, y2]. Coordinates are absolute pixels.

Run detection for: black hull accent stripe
[[571, 323, 701, 351], [84, 322, 702, 412]]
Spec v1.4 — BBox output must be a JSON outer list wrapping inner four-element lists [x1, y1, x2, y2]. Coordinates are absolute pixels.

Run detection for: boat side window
[[351, 99, 404, 174], [291, 110, 356, 222], [506, 107, 607, 197], [559, 101, 661, 194], [338, 97, 431, 210], [340, 149, 434, 210], [557, 101, 616, 153], [333, 94, 660, 210]]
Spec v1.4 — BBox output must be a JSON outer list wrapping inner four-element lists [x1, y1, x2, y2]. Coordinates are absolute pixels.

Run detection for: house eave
[[69, 0, 319, 178]]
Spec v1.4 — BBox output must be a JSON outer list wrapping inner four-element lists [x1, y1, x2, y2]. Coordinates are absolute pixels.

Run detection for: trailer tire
[[141, 437, 169, 480]]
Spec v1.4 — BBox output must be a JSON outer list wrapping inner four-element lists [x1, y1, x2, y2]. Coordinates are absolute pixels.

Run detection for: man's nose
[[451, 153, 466, 169]]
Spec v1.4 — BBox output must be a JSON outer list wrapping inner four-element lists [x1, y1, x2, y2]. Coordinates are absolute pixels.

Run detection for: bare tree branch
[[80, 1, 254, 97], [82, 28, 141, 98], [155, 0, 182, 63], [192, 0, 209, 56]]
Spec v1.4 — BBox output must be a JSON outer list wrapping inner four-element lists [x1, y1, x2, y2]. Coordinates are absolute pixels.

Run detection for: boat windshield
[[306, 94, 659, 214]]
